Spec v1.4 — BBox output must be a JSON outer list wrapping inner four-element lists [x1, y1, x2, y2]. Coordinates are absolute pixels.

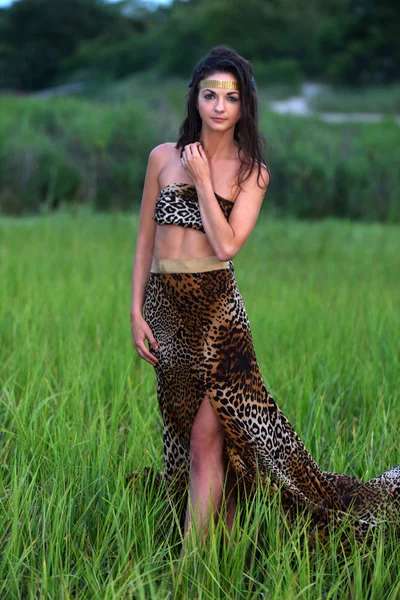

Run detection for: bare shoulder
[[149, 142, 180, 171], [149, 142, 176, 161], [238, 162, 270, 198]]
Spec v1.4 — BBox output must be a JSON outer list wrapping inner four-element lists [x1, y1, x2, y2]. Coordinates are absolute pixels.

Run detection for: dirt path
[[269, 82, 400, 125]]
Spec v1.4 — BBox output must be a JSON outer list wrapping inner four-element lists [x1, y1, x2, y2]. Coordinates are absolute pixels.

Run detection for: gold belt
[[150, 255, 230, 273]]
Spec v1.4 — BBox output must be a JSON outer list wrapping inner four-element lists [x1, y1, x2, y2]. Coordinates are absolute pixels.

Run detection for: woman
[[130, 45, 399, 550]]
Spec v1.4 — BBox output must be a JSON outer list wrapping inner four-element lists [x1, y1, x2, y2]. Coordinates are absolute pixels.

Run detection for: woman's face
[[196, 71, 241, 131]]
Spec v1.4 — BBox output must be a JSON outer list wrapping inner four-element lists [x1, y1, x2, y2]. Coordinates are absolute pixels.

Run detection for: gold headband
[[198, 79, 239, 90]]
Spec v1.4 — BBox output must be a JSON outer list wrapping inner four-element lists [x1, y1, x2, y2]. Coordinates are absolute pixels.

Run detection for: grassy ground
[[0, 209, 399, 598]]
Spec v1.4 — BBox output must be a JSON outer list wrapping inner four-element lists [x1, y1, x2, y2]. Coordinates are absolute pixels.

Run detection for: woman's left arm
[[182, 143, 270, 261]]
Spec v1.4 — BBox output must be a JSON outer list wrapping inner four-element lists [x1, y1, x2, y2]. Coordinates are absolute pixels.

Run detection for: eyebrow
[[203, 88, 239, 95]]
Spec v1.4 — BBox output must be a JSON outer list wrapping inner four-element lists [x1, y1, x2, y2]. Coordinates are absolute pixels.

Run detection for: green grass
[[0, 209, 399, 598]]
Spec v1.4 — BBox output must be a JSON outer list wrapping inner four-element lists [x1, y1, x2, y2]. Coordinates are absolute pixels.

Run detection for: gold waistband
[[150, 255, 230, 273]]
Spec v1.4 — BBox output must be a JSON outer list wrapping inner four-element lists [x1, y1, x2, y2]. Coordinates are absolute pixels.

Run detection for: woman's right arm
[[130, 144, 168, 366]]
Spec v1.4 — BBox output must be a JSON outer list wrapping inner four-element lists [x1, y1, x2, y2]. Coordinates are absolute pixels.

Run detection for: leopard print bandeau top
[[152, 182, 234, 234]]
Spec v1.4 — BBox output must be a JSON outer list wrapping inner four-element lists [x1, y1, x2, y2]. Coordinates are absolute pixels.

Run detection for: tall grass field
[[0, 209, 399, 599]]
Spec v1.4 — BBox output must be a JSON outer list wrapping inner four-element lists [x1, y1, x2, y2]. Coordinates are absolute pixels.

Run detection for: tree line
[[0, 0, 399, 92]]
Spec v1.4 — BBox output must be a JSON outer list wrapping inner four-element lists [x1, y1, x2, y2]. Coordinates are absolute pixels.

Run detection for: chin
[[210, 120, 229, 127]]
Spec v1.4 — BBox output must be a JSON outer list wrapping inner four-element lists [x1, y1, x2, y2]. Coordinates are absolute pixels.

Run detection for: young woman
[[130, 45, 399, 550]]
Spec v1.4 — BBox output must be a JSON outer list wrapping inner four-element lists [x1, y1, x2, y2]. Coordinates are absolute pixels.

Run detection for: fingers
[[135, 341, 159, 366], [183, 143, 201, 156], [146, 327, 158, 351], [132, 323, 159, 366], [181, 143, 204, 172]]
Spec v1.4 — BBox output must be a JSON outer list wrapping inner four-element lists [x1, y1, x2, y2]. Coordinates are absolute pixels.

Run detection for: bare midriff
[[153, 223, 217, 260]]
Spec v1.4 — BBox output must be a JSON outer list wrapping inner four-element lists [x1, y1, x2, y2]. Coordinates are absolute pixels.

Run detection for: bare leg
[[180, 395, 230, 555]]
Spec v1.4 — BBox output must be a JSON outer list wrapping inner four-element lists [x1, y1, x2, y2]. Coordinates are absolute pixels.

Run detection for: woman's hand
[[181, 143, 211, 187], [130, 312, 159, 366]]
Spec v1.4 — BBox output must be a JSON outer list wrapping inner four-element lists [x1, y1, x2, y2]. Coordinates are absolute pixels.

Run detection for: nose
[[215, 97, 226, 113]]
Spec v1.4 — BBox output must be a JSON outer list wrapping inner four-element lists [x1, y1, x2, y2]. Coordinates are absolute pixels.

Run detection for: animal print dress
[[140, 183, 400, 543]]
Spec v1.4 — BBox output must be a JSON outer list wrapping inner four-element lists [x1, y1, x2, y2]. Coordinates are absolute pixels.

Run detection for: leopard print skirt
[[143, 256, 400, 542]]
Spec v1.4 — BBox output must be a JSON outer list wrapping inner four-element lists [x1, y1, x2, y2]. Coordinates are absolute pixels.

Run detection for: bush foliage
[[0, 96, 158, 214], [0, 91, 399, 222]]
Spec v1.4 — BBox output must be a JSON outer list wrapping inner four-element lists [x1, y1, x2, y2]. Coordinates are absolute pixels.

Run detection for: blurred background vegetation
[[0, 0, 399, 221]]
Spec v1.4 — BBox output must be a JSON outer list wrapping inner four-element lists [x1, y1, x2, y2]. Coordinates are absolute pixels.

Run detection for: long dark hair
[[176, 45, 270, 200]]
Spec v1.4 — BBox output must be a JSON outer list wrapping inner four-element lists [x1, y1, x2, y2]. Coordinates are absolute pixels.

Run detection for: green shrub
[[0, 88, 399, 222], [263, 112, 400, 222], [0, 96, 158, 215]]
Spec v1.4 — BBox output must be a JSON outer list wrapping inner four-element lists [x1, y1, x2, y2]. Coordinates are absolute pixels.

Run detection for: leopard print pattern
[[152, 183, 234, 233], [143, 265, 400, 542]]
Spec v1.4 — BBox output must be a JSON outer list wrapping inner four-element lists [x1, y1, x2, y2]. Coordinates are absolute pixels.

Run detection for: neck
[[198, 126, 238, 161]]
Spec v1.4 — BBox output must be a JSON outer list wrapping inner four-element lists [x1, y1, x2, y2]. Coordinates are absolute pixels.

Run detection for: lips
[[212, 117, 226, 122]]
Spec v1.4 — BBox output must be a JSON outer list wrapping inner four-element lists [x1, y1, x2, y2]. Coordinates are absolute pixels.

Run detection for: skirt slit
[[143, 256, 400, 540]]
